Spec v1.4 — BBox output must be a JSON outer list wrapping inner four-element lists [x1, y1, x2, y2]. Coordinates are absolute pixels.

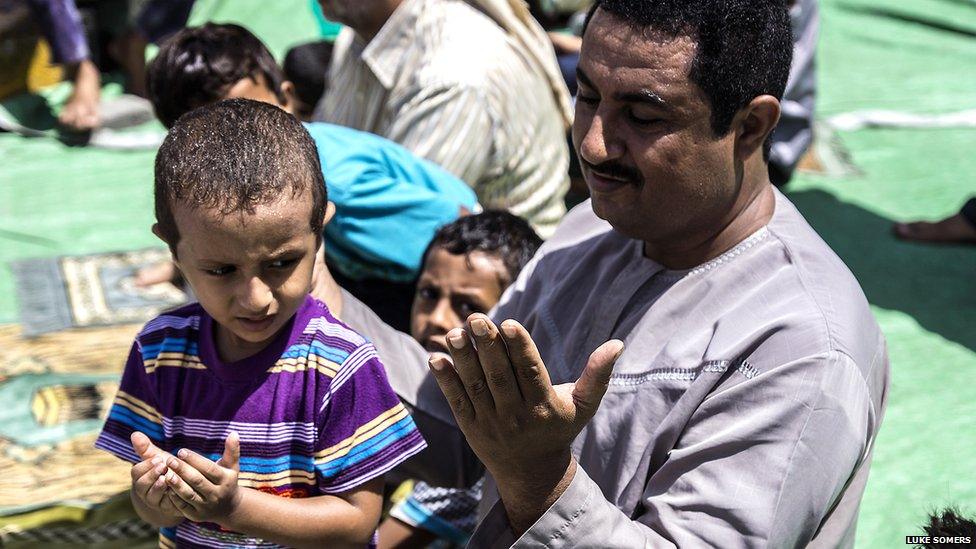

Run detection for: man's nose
[[576, 110, 624, 166]]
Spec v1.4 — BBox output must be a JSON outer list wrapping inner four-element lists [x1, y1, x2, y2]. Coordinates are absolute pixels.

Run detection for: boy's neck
[[214, 324, 277, 364], [210, 307, 301, 366]]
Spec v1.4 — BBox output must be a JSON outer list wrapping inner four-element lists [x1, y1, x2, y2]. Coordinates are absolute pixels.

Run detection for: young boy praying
[[95, 99, 426, 548], [137, 23, 478, 330]]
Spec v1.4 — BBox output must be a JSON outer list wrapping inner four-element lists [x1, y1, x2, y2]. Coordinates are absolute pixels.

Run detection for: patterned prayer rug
[[0, 323, 155, 547], [11, 248, 188, 337]]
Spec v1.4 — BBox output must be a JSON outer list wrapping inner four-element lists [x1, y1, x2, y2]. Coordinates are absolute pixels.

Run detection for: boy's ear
[[151, 223, 178, 261], [323, 201, 336, 227], [280, 80, 300, 117]]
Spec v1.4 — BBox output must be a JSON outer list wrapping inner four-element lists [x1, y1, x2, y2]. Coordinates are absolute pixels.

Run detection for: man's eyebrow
[[576, 67, 596, 91], [575, 67, 668, 108], [616, 89, 668, 108]]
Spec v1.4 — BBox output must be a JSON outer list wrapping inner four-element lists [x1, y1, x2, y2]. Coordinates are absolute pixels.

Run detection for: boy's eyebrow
[[193, 244, 307, 264], [448, 286, 496, 300], [266, 246, 307, 258]]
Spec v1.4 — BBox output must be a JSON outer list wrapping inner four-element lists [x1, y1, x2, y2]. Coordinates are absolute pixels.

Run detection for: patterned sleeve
[[389, 479, 484, 546], [314, 343, 428, 494], [94, 341, 164, 464]]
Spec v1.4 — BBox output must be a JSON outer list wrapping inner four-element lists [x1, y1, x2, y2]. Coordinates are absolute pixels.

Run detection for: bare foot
[[893, 213, 976, 244], [59, 59, 101, 131], [135, 261, 179, 288]]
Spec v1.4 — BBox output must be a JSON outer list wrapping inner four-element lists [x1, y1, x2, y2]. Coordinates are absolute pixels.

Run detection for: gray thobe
[[342, 189, 889, 548]]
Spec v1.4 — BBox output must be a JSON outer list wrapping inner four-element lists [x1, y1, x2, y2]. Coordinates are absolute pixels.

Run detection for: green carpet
[[786, 0, 976, 545], [0, 0, 974, 546]]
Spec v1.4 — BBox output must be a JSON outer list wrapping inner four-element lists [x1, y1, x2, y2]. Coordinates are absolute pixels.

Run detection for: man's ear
[[733, 95, 781, 160], [323, 201, 336, 227]]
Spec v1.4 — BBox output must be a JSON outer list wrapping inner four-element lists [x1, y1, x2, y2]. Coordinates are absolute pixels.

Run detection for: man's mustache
[[582, 159, 644, 186]]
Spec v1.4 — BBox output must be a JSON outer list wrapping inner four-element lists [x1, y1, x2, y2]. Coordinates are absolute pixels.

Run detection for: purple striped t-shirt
[[95, 295, 427, 548]]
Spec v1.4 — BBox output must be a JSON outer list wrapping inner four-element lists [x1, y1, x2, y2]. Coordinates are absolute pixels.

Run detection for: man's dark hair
[[154, 99, 327, 252], [585, 0, 793, 158], [147, 23, 288, 128], [917, 508, 976, 548], [423, 211, 543, 285]]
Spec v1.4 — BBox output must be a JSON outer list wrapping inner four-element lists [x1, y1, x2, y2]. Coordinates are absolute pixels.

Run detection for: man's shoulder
[[406, 0, 527, 87], [536, 199, 615, 255], [742, 191, 884, 374]]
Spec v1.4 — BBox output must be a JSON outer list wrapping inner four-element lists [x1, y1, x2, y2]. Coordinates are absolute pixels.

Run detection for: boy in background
[[95, 99, 426, 547], [138, 23, 478, 330], [378, 211, 543, 548]]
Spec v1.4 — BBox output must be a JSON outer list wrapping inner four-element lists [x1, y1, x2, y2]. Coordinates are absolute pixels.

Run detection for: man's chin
[[590, 193, 631, 224]]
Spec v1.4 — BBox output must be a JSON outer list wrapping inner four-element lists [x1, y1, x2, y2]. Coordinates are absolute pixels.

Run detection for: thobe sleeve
[[469, 351, 878, 548]]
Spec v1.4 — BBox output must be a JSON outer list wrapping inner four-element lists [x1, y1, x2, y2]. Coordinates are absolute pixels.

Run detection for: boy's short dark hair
[[283, 40, 334, 117], [423, 211, 543, 285], [148, 23, 288, 128], [584, 0, 793, 159], [154, 99, 327, 252]]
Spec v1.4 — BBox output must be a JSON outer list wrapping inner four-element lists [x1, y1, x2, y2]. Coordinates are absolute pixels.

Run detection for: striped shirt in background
[[95, 295, 427, 548], [314, 0, 572, 238]]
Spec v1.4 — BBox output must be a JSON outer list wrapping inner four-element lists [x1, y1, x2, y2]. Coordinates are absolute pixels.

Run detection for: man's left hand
[[428, 314, 623, 533]]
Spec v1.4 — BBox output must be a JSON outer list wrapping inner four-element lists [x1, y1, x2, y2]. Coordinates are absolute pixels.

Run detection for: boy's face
[[411, 247, 508, 355], [224, 73, 297, 116], [165, 192, 319, 362]]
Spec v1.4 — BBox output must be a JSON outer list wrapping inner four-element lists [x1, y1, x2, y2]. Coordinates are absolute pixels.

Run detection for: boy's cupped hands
[[130, 430, 243, 524], [130, 432, 184, 524]]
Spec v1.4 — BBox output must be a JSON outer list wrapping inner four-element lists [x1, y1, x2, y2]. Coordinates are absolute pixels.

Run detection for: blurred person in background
[[24, 0, 101, 130], [314, 0, 573, 239]]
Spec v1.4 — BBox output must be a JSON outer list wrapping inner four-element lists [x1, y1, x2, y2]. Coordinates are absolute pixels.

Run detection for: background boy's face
[[167, 192, 319, 361], [411, 247, 508, 355], [224, 73, 297, 116]]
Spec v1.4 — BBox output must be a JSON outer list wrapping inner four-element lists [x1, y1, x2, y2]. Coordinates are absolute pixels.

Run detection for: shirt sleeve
[[384, 83, 494, 188], [26, 0, 90, 64], [314, 343, 428, 494], [469, 351, 877, 548], [94, 342, 164, 464]]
